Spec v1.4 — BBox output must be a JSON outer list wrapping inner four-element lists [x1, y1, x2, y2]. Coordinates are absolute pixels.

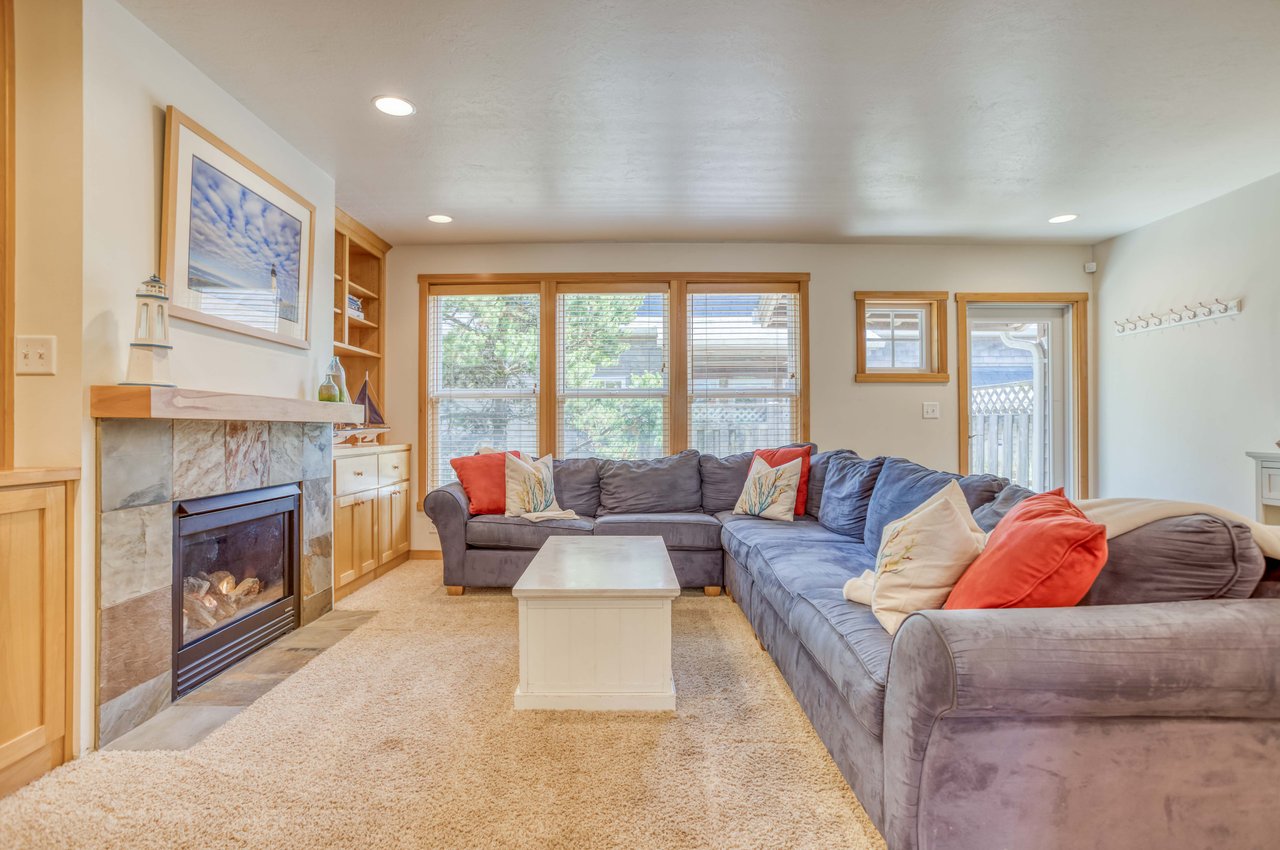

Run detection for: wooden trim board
[[90, 386, 363, 424], [0, 0, 12, 468], [853, 291, 949, 384]]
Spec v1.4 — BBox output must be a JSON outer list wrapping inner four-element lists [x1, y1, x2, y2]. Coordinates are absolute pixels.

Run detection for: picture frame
[[160, 105, 315, 350]]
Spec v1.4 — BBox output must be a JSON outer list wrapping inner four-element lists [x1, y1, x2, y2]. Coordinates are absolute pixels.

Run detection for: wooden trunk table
[[512, 536, 680, 710]]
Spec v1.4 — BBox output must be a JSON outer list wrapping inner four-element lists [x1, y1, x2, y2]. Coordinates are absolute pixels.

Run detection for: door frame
[[955, 292, 1090, 497]]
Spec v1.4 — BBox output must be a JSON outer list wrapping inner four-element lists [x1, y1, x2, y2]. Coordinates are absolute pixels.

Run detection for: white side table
[[512, 536, 680, 710]]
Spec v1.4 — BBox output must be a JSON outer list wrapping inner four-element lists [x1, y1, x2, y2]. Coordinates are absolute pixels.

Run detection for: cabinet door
[[333, 496, 358, 589], [0, 485, 67, 796], [378, 482, 411, 565], [353, 493, 378, 575]]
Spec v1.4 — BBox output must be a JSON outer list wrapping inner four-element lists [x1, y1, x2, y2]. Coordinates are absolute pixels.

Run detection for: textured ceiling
[[118, 0, 1280, 245]]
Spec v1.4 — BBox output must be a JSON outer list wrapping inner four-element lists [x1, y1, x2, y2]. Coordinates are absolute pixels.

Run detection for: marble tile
[[301, 587, 333, 625], [176, 671, 289, 707], [230, 645, 321, 676], [226, 421, 269, 492], [98, 419, 173, 512], [99, 586, 172, 704], [172, 419, 226, 499], [301, 422, 333, 480], [301, 477, 334, 598], [99, 503, 173, 608], [98, 670, 171, 747], [268, 422, 304, 486], [104, 704, 241, 751]]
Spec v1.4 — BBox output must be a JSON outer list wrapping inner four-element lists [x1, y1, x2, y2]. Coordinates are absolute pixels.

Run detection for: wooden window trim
[[954, 292, 1090, 497], [854, 291, 949, 383], [1, 0, 13, 468], [416, 273, 810, 496]]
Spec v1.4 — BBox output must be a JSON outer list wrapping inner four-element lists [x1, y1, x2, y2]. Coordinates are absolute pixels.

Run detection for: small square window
[[854, 292, 949, 383]]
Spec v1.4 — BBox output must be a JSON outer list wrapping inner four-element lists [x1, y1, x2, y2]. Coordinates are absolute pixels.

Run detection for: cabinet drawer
[[378, 451, 410, 485], [335, 454, 379, 496], [1263, 465, 1280, 504]]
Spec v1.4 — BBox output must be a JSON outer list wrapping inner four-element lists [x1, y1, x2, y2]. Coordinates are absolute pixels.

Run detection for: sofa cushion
[[699, 443, 818, 513], [598, 450, 701, 514], [863, 458, 1007, 554], [972, 484, 1037, 533], [818, 455, 885, 542], [553, 457, 601, 517], [806, 449, 859, 519], [594, 512, 723, 550], [465, 514, 595, 549], [716, 511, 828, 569], [1081, 514, 1266, 605], [788, 587, 893, 737], [749, 536, 875, 621]]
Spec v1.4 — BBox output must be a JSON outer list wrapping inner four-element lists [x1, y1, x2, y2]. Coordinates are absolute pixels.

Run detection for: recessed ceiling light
[[1048, 213, 1079, 224], [372, 96, 415, 117], [428, 214, 453, 224]]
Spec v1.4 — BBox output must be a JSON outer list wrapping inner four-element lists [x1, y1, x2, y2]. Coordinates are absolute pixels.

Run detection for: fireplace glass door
[[180, 512, 288, 643]]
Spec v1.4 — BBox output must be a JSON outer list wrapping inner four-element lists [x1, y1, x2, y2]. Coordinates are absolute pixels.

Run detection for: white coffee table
[[512, 536, 680, 710]]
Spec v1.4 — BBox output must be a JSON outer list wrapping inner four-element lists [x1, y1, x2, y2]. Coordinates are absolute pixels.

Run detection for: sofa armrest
[[423, 483, 471, 581], [882, 599, 1280, 849]]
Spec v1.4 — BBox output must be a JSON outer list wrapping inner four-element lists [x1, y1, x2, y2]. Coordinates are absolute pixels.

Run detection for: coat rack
[[1113, 298, 1241, 336]]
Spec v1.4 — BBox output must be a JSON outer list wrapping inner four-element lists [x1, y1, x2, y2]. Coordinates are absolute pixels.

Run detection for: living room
[[1, 1, 1278, 848]]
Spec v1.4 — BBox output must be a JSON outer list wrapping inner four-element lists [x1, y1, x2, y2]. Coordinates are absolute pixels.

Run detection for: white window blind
[[687, 292, 800, 454], [427, 293, 540, 487], [864, 306, 927, 371], [556, 292, 669, 459]]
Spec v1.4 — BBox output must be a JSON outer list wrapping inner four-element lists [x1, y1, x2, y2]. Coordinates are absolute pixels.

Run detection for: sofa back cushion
[[805, 449, 859, 518], [699, 443, 818, 513], [599, 449, 702, 514], [863, 458, 1007, 553], [1080, 514, 1266, 605], [817, 455, 885, 543], [972, 484, 1037, 532], [552, 458, 602, 517]]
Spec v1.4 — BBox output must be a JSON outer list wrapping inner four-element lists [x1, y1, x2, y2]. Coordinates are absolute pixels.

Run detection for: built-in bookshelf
[[333, 208, 392, 439]]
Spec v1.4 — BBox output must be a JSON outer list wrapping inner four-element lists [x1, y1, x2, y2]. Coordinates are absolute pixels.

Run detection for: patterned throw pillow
[[733, 456, 802, 522], [505, 454, 562, 516]]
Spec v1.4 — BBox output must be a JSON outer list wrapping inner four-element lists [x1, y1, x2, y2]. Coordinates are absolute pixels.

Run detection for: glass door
[[965, 304, 1074, 494]]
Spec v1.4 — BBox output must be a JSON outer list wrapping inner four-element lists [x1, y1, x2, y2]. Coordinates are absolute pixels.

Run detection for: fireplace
[[173, 484, 302, 697]]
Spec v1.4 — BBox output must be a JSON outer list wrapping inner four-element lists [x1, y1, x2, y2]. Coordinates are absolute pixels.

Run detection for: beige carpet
[[0, 561, 886, 849]]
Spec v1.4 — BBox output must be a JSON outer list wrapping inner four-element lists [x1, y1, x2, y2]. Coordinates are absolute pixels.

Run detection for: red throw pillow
[[450, 451, 523, 515], [944, 488, 1107, 610], [754, 446, 813, 515]]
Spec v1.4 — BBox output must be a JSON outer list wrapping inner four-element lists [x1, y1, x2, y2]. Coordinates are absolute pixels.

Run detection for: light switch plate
[[16, 335, 57, 375], [922, 402, 940, 420]]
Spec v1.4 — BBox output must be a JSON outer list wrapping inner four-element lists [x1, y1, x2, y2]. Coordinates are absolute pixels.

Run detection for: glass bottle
[[318, 373, 340, 403], [321, 356, 350, 403]]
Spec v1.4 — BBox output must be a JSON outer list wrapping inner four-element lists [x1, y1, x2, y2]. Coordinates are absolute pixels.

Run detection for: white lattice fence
[[969, 382, 1036, 487]]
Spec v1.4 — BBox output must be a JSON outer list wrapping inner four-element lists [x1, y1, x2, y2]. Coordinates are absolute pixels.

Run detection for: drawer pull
[[354, 470, 365, 476]]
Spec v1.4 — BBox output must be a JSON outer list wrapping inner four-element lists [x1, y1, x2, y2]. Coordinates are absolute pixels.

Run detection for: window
[[420, 276, 809, 489], [687, 289, 802, 455], [557, 290, 670, 459], [854, 291, 948, 382], [426, 290, 541, 486]]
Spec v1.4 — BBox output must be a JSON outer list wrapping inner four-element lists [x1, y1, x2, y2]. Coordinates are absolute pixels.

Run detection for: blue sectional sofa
[[425, 448, 1280, 849]]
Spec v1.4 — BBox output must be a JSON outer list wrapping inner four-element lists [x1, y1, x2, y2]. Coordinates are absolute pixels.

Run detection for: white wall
[[1094, 171, 1280, 514], [31, 0, 336, 752], [386, 242, 1093, 549]]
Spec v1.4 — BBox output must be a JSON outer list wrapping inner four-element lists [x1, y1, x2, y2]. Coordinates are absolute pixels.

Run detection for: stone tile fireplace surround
[[95, 418, 334, 746]]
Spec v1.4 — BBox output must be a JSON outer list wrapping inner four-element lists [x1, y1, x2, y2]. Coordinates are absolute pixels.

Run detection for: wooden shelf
[[347, 281, 379, 301], [334, 342, 381, 359], [90, 386, 364, 424], [333, 272, 342, 282], [346, 313, 377, 329]]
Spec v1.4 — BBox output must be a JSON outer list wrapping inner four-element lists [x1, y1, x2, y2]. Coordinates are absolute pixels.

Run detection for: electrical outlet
[[922, 402, 940, 420], [16, 335, 57, 375]]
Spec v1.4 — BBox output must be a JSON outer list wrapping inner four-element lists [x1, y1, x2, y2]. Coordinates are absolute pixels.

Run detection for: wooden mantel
[[90, 386, 364, 424]]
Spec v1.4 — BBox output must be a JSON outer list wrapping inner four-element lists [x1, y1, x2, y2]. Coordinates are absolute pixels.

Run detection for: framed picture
[[160, 106, 315, 349]]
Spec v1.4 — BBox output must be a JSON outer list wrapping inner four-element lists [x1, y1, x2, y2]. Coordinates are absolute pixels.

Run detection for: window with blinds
[[557, 291, 670, 459], [687, 291, 801, 455], [426, 292, 540, 486]]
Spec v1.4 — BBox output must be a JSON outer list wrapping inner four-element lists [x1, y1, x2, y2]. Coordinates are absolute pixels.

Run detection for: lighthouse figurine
[[121, 275, 176, 386]]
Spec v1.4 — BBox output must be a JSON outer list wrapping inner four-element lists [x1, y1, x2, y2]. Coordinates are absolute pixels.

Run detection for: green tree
[[437, 293, 665, 458]]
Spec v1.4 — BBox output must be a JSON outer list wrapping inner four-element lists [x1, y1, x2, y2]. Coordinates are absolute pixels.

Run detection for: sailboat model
[[335, 372, 391, 445]]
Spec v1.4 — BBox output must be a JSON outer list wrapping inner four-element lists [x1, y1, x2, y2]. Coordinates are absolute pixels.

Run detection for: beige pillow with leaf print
[[845, 480, 986, 635], [505, 453, 562, 517], [733, 456, 802, 522]]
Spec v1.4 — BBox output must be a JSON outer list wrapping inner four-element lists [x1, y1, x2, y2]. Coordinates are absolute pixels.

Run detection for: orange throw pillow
[[754, 446, 813, 516], [944, 488, 1108, 610], [450, 451, 523, 515]]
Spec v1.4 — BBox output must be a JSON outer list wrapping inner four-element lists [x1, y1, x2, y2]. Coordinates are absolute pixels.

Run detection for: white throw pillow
[[845, 480, 986, 635], [733, 456, 802, 522], [505, 453, 561, 516]]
